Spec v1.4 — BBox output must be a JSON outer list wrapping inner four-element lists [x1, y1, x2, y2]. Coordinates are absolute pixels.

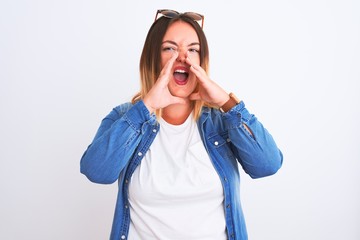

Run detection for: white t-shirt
[[128, 114, 227, 240]]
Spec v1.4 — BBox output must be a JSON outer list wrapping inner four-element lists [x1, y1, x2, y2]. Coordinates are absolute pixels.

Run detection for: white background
[[1, 0, 359, 239]]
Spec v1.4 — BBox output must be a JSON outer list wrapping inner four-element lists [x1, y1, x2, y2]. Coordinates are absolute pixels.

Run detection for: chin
[[170, 86, 197, 99], [170, 79, 197, 97]]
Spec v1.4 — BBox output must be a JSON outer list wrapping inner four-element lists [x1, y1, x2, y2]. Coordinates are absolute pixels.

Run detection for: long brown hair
[[132, 14, 210, 120]]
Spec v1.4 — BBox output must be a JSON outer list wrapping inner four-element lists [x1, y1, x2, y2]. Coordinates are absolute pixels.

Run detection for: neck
[[162, 102, 193, 125]]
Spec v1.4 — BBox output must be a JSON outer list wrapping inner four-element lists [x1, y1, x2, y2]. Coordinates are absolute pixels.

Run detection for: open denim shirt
[[80, 100, 283, 240]]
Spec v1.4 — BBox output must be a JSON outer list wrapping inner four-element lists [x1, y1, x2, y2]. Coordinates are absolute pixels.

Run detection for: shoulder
[[200, 106, 223, 118], [199, 106, 225, 128]]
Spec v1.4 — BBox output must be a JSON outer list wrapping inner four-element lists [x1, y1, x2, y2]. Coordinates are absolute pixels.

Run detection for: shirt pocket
[[207, 132, 238, 168], [207, 131, 229, 148]]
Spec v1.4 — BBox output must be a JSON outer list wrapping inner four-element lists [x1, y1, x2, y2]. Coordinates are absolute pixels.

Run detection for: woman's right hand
[[143, 52, 187, 114]]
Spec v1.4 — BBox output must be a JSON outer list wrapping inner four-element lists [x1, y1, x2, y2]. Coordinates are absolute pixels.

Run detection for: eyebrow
[[162, 40, 200, 47]]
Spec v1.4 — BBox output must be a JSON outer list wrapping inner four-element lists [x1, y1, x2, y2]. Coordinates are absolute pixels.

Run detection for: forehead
[[162, 21, 199, 44]]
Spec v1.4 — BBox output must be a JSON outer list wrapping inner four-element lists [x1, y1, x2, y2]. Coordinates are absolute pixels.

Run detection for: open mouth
[[173, 67, 189, 85]]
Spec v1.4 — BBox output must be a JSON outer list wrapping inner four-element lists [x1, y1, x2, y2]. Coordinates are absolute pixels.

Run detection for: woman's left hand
[[186, 57, 230, 107]]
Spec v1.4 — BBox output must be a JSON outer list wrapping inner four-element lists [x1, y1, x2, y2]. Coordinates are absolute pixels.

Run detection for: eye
[[162, 46, 176, 52], [188, 48, 200, 53]]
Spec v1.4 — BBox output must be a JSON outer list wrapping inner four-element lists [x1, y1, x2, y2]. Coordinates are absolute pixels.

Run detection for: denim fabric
[[80, 100, 283, 240]]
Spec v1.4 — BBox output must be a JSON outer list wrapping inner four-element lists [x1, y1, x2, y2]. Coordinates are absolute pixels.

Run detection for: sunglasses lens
[[184, 12, 203, 21], [160, 10, 179, 18]]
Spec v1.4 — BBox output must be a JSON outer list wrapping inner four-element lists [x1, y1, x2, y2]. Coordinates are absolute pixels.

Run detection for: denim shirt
[[80, 100, 283, 240]]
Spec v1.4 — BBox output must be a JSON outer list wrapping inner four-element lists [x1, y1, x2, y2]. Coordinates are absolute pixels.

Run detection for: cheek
[[188, 52, 201, 64], [189, 74, 199, 89], [161, 52, 172, 68]]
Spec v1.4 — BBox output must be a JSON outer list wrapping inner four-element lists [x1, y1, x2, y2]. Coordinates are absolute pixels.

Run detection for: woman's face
[[160, 21, 200, 98]]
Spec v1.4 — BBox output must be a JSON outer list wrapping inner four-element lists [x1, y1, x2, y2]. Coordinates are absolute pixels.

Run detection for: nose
[[176, 48, 187, 63]]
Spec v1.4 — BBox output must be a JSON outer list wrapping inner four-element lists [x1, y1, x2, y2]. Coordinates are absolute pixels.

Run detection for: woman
[[80, 9, 283, 240]]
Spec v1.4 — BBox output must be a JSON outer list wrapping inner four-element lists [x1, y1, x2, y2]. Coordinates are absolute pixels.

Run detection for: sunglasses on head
[[154, 9, 204, 29]]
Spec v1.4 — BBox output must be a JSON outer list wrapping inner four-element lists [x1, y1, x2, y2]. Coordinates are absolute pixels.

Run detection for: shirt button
[[125, 205, 128, 209], [214, 141, 219, 146], [226, 204, 231, 208], [138, 152, 143, 156], [125, 179, 129, 184], [121, 235, 126, 239], [152, 129, 157, 133], [227, 138, 231, 142]]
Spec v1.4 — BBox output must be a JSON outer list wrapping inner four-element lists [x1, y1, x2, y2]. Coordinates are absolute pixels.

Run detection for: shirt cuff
[[123, 100, 155, 130], [223, 101, 254, 128]]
